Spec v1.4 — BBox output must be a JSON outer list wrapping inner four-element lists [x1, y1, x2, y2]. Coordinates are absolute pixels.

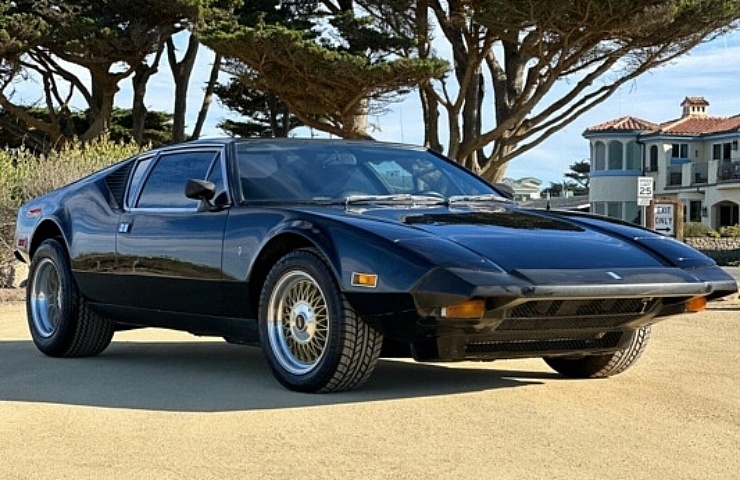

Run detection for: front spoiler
[[412, 266, 737, 309]]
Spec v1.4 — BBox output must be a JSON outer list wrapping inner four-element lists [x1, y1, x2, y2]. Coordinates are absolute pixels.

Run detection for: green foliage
[[565, 160, 590, 191], [718, 224, 740, 238], [0, 3, 47, 58], [0, 107, 172, 152], [0, 138, 143, 272], [214, 76, 301, 137], [205, 22, 447, 138], [683, 222, 720, 238]]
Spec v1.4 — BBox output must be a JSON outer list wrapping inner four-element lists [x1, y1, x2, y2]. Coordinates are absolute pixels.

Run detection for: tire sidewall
[[26, 240, 78, 356], [258, 251, 344, 392]]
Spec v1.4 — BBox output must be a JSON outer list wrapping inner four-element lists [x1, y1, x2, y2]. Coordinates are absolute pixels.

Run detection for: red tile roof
[[586, 113, 740, 137], [584, 116, 659, 133], [659, 115, 740, 135], [681, 96, 709, 106]]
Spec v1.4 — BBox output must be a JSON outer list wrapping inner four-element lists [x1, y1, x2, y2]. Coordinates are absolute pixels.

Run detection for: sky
[[10, 28, 740, 187]]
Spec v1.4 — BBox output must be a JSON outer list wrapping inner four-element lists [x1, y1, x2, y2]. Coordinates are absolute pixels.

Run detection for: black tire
[[543, 326, 651, 378], [258, 250, 383, 393], [26, 239, 115, 357]]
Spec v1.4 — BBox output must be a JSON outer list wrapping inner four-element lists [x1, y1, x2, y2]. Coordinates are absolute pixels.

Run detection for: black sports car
[[13, 138, 737, 392]]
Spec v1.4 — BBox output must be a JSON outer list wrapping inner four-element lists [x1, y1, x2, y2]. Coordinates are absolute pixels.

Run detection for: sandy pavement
[[1, 299, 738, 479]]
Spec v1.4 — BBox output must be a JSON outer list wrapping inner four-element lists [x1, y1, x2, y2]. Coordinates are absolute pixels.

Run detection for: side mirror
[[185, 179, 216, 201]]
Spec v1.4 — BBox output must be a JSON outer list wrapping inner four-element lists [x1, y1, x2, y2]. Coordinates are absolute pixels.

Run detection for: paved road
[[723, 266, 740, 282], [1, 301, 738, 479]]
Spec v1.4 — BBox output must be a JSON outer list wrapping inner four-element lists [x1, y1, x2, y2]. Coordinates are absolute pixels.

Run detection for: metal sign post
[[637, 177, 653, 228]]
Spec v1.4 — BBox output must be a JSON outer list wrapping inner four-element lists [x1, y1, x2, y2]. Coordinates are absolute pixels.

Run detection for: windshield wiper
[[345, 194, 445, 206], [447, 194, 510, 205]]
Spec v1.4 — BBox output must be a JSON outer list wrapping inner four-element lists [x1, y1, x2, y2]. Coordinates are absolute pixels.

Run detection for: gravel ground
[[1, 296, 738, 479]]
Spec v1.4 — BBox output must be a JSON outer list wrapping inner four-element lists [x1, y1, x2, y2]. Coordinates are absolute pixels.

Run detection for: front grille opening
[[465, 332, 623, 354], [508, 298, 657, 319], [499, 298, 658, 331]]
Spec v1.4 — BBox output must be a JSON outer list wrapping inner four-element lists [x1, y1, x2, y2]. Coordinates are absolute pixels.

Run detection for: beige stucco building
[[583, 97, 740, 229]]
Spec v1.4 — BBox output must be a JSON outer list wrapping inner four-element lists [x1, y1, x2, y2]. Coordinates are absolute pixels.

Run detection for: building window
[[626, 141, 640, 170], [688, 201, 702, 222], [608, 141, 623, 170], [648, 145, 659, 171], [593, 142, 606, 171], [625, 202, 640, 225], [594, 202, 626, 220], [713, 144, 722, 160], [607, 202, 623, 219], [672, 143, 689, 158]]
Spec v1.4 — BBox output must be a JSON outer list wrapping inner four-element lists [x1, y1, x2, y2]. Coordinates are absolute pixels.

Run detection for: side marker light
[[441, 299, 485, 319], [351, 272, 378, 288]]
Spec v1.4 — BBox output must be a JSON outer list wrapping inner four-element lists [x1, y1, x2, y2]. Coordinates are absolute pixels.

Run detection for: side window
[[126, 156, 153, 208], [136, 150, 219, 209], [206, 157, 228, 205]]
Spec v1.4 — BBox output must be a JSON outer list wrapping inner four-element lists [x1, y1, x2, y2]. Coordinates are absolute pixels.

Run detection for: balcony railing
[[667, 165, 683, 186], [718, 160, 740, 182], [691, 162, 709, 184], [664, 160, 740, 187]]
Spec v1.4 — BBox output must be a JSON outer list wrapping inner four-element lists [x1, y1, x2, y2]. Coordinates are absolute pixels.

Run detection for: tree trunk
[[420, 83, 442, 152], [191, 53, 221, 140], [80, 70, 118, 142], [343, 98, 370, 139], [168, 35, 200, 143], [131, 43, 165, 145], [131, 64, 151, 145]]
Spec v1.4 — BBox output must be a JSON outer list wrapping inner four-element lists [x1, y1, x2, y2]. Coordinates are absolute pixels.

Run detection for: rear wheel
[[258, 250, 383, 393], [27, 239, 114, 357], [543, 326, 651, 378]]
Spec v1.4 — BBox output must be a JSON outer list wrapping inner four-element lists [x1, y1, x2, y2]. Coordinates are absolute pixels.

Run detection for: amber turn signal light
[[351, 272, 378, 288], [441, 299, 485, 319], [685, 296, 707, 313]]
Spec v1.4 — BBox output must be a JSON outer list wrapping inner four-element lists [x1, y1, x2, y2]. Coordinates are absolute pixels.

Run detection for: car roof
[[158, 137, 428, 152]]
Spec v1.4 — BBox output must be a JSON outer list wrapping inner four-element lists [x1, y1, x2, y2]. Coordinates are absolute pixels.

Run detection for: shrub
[[718, 224, 740, 238], [683, 222, 720, 238], [0, 138, 144, 284]]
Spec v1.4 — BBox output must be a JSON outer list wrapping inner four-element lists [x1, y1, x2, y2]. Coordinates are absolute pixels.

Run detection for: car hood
[[399, 208, 667, 271], [306, 204, 669, 271]]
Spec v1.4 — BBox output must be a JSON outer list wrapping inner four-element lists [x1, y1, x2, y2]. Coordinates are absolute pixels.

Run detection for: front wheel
[[27, 239, 115, 357], [258, 250, 383, 393], [543, 326, 651, 378]]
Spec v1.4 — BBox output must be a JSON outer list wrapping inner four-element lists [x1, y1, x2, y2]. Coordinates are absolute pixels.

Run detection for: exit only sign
[[647, 200, 684, 240], [653, 204, 674, 235]]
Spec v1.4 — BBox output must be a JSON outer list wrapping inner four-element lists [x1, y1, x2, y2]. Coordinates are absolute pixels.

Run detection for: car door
[[116, 146, 230, 316]]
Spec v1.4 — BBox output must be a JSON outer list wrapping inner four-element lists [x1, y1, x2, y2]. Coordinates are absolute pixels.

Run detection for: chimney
[[681, 97, 709, 118]]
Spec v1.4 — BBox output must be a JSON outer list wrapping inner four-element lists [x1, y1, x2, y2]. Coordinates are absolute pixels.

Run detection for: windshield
[[235, 141, 504, 202]]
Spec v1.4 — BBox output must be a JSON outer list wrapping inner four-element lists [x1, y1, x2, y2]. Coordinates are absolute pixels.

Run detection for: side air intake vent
[[105, 162, 134, 209]]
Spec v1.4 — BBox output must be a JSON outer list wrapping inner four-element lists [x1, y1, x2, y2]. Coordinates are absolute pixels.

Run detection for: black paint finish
[[14, 138, 738, 361]]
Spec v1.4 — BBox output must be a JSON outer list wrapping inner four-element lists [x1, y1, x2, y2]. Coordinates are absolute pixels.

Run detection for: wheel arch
[[30, 219, 67, 258], [247, 231, 340, 318]]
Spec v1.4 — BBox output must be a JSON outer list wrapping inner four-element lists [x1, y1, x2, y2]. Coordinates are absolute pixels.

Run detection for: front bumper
[[402, 265, 737, 362]]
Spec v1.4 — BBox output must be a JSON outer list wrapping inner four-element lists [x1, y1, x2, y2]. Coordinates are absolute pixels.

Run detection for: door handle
[[118, 222, 132, 233]]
